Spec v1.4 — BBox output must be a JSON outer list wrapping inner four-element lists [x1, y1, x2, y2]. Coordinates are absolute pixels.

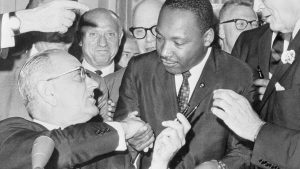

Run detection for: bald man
[[130, 0, 163, 54]]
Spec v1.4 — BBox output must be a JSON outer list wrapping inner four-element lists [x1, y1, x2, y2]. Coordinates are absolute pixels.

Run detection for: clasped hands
[[120, 111, 191, 168]]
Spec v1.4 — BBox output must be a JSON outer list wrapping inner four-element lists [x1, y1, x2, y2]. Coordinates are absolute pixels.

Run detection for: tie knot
[[182, 71, 191, 79], [95, 70, 102, 76]]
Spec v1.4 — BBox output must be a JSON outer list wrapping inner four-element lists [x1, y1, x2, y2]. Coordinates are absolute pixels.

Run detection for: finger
[[135, 134, 155, 151], [58, 1, 89, 15], [58, 26, 68, 34], [161, 121, 184, 143], [175, 113, 191, 134], [211, 107, 228, 121], [63, 10, 76, 21], [259, 94, 263, 101], [129, 124, 152, 140], [214, 89, 240, 100], [159, 128, 184, 146], [61, 18, 74, 29], [107, 112, 113, 118], [212, 98, 232, 113], [257, 86, 266, 95], [128, 111, 138, 118], [253, 79, 269, 87]]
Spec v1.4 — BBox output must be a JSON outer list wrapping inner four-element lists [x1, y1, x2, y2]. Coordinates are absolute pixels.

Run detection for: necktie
[[95, 70, 102, 76], [177, 71, 191, 113], [270, 33, 284, 74]]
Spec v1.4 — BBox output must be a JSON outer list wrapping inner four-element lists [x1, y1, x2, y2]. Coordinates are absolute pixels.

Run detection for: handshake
[[119, 111, 191, 169]]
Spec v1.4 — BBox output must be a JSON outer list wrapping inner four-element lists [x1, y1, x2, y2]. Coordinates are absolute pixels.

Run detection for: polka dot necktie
[[177, 71, 191, 113]]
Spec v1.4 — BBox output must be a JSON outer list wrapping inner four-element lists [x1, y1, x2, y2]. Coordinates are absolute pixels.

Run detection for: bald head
[[132, 0, 163, 53]]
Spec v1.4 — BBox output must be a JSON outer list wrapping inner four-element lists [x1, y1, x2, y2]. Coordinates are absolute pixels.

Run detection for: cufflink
[[9, 12, 21, 35]]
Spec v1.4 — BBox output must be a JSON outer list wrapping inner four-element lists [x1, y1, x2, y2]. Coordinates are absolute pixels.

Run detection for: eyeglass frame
[[219, 19, 259, 30], [46, 66, 87, 81], [129, 25, 157, 39]]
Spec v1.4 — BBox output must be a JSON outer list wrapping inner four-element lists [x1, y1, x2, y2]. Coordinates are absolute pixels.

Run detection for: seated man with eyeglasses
[[218, 0, 258, 54], [130, 0, 163, 54]]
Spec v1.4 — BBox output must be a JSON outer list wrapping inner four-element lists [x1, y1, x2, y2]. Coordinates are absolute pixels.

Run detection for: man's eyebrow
[[80, 20, 98, 28]]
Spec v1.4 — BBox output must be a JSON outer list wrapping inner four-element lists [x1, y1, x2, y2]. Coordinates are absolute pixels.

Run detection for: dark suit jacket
[[104, 68, 126, 103], [114, 49, 254, 169], [232, 26, 300, 168], [0, 117, 119, 169]]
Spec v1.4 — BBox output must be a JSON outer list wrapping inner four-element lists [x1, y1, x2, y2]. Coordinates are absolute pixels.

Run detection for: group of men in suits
[[2, 0, 300, 168], [211, 0, 300, 168]]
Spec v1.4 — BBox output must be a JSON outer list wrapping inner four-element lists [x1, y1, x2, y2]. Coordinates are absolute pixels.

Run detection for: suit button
[[199, 83, 205, 88], [96, 129, 104, 135]]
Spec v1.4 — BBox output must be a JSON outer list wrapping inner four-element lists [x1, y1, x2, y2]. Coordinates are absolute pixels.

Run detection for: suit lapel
[[157, 60, 178, 115], [189, 49, 218, 111], [258, 27, 273, 77], [259, 31, 300, 112]]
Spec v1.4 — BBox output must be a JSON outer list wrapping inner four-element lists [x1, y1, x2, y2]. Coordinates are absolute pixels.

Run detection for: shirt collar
[[293, 19, 300, 38], [82, 59, 115, 76], [33, 119, 61, 130]]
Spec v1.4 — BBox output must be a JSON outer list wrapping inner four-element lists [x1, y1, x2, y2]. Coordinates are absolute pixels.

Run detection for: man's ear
[[119, 31, 124, 46], [79, 40, 83, 46], [218, 24, 225, 40], [37, 81, 57, 106], [203, 28, 215, 47]]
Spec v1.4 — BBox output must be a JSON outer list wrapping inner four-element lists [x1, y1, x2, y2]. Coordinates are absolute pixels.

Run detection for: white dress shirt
[[174, 47, 211, 100], [1, 13, 15, 48], [33, 119, 127, 151], [82, 59, 115, 76]]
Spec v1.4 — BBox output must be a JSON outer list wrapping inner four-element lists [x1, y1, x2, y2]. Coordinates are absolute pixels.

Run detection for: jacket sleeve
[[251, 123, 300, 169], [114, 58, 140, 121], [0, 118, 119, 169]]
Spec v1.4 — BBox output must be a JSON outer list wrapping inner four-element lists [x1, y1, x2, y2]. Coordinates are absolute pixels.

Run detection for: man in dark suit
[[0, 49, 150, 169], [211, 0, 300, 168], [114, 0, 255, 168], [0, 0, 88, 59]]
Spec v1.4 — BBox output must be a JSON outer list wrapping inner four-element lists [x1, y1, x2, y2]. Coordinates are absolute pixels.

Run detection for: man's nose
[[145, 31, 155, 43], [160, 42, 172, 58], [97, 35, 108, 47]]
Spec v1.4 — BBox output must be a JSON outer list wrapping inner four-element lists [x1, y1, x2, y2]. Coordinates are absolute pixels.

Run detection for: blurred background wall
[[0, 0, 253, 31]]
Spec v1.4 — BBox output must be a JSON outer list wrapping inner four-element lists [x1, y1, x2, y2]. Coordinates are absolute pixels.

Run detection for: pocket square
[[275, 82, 285, 91]]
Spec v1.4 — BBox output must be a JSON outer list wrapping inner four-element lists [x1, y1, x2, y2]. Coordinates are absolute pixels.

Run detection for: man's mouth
[[262, 14, 271, 21]]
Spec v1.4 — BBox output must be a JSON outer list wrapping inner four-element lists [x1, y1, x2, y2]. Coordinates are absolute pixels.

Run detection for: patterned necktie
[[95, 70, 103, 76], [270, 33, 284, 74], [177, 71, 191, 113]]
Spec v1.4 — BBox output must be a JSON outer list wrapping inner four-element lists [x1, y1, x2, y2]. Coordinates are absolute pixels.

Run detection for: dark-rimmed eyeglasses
[[129, 25, 157, 39], [46, 66, 86, 81], [220, 19, 259, 30]]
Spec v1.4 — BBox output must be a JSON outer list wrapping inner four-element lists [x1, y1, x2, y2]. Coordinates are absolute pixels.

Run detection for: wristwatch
[[9, 12, 21, 35]]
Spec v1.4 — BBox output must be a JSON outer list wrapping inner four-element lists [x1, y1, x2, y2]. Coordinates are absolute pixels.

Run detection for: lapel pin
[[281, 50, 295, 64], [199, 83, 205, 88]]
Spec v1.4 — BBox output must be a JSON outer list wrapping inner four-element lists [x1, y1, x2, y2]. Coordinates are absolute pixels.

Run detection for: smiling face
[[156, 7, 212, 74], [260, 0, 297, 33], [80, 9, 123, 69], [49, 51, 99, 126]]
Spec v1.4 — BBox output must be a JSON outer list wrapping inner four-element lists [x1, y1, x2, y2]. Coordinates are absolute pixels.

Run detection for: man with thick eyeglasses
[[0, 49, 191, 169], [131, 0, 163, 54], [218, 1, 258, 53]]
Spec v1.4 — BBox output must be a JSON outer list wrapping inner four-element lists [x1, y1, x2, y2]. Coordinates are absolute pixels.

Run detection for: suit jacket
[[232, 25, 300, 168], [0, 51, 31, 120], [104, 68, 126, 103], [114, 49, 254, 169], [0, 117, 119, 169]]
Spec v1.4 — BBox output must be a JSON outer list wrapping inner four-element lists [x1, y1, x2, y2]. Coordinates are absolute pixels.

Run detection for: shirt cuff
[[1, 13, 15, 48], [106, 122, 127, 151]]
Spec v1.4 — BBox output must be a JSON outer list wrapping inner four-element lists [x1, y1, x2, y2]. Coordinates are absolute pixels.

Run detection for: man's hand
[[16, 0, 89, 34], [150, 113, 191, 169], [120, 111, 154, 142], [253, 79, 269, 101], [211, 89, 265, 141], [127, 122, 155, 152]]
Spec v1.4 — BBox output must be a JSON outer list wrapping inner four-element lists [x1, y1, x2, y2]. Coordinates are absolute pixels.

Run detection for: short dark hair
[[162, 0, 214, 33]]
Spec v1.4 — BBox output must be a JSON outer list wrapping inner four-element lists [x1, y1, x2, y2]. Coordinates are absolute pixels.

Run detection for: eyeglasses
[[220, 19, 259, 30], [46, 66, 87, 81], [129, 25, 157, 39]]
